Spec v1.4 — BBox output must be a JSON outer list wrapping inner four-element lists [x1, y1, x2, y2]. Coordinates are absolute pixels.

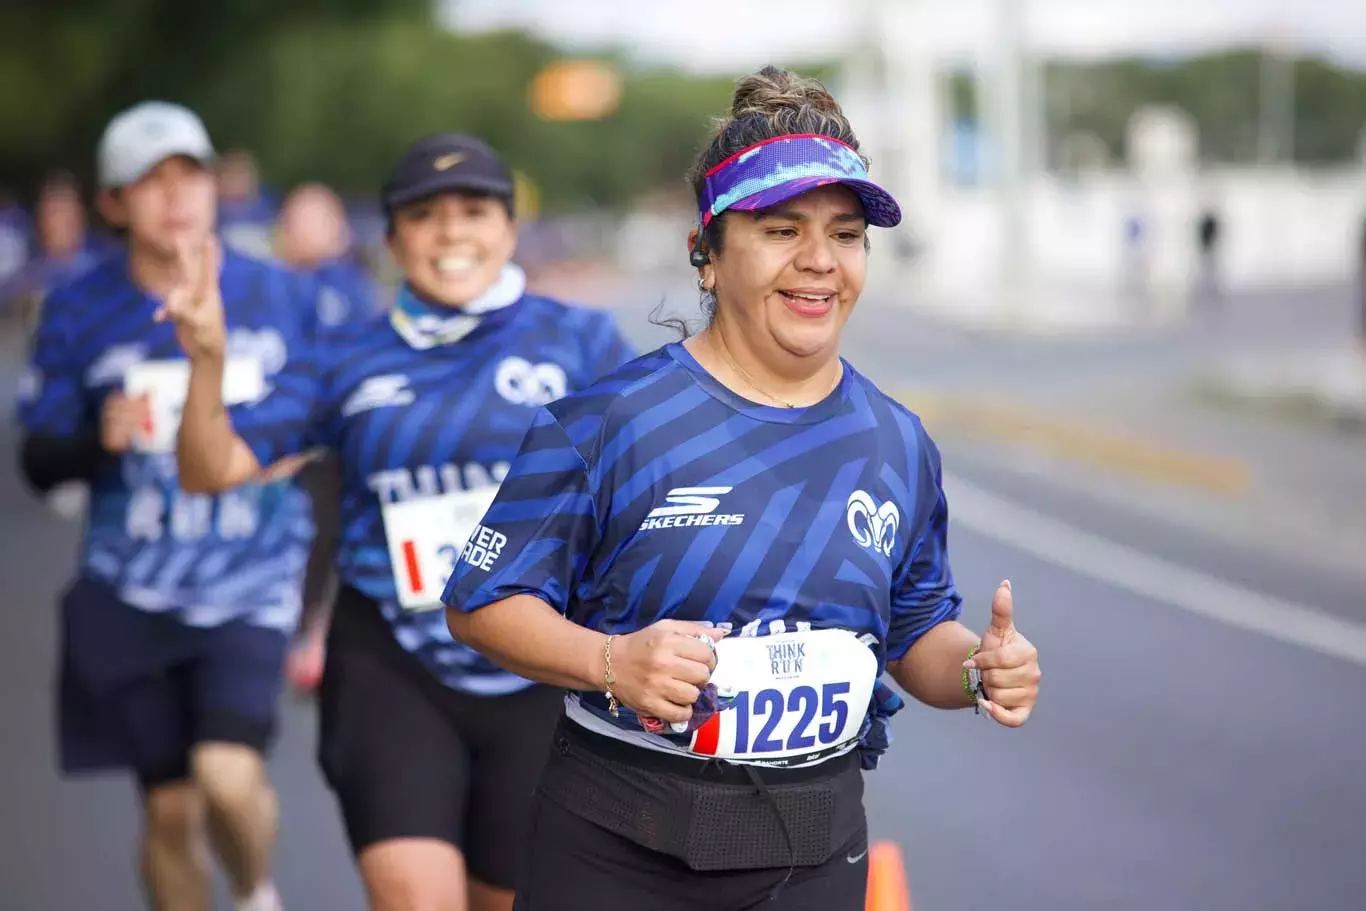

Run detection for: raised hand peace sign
[[153, 235, 226, 361]]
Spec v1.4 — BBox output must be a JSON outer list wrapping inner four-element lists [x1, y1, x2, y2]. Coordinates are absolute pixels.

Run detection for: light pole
[[987, 0, 1030, 325]]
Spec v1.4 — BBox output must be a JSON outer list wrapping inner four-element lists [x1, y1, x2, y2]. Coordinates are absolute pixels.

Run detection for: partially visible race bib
[[687, 629, 877, 764], [124, 358, 266, 454], [381, 488, 499, 611]]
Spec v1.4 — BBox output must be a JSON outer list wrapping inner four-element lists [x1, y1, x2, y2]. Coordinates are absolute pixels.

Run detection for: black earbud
[[689, 247, 710, 268]]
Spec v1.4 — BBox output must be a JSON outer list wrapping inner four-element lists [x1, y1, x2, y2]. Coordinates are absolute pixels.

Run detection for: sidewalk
[[1197, 346, 1366, 425], [898, 364, 1366, 588]]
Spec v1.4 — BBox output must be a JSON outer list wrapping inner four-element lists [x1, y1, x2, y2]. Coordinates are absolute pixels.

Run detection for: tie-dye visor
[[698, 133, 902, 228]]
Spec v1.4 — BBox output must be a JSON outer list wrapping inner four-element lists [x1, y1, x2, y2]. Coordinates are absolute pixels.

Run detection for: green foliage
[[5, 4, 1366, 209], [1038, 50, 1366, 165]]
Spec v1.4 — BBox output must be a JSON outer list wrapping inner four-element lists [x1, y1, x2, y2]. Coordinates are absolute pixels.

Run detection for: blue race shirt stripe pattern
[[16, 249, 322, 630], [443, 341, 962, 759], [234, 293, 635, 694]]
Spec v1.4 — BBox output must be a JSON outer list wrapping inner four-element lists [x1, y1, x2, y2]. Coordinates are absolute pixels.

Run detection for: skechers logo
[[639, 486, 745, 532]]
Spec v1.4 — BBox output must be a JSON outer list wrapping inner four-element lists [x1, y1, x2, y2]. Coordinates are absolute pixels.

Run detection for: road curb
[[899, 389, 1254, 496]]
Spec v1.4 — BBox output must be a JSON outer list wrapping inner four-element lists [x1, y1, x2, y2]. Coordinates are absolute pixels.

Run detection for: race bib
[[124, 358, 266, 454], [381, 488, 499, 611], [688, 629, 877, 764]]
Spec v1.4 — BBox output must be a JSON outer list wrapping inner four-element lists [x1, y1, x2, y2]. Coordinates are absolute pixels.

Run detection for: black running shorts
[[317, 585, 563, 889], [58, 576, 286, 791]]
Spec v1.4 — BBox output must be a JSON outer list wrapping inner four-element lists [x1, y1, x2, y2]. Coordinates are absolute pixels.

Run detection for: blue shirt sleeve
[[229, 274, 332, 466], [886, 423, 962, 661], [442, 407, 602, 615], [16, 290, 87, 435]]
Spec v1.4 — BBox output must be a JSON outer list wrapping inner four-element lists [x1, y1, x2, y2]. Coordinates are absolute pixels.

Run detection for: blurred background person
[[2, 173, 101, 333], [276, 182, 381, 325], [271, 181, 377, 695], [0, 188, 30, 307], [1195, 194, 1223, 313], [17, 101, 318, 911], [217, 149, 278, 260]]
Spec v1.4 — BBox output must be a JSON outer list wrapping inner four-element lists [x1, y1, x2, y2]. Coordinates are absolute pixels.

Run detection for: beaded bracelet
[[962, 642, 983, 713]]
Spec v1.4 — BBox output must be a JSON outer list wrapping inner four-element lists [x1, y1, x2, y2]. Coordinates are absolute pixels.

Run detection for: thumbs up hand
[[964, 580, 1040, 727]]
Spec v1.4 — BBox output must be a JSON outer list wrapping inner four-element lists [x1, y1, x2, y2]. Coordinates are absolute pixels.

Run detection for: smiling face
[[386, 191, 517, 307], [704, 183, 867, 364]]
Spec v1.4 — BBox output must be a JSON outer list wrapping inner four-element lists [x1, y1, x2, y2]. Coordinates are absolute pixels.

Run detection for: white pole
[[990, 0, 1029, 324], [1258, 33, 1295, 165]]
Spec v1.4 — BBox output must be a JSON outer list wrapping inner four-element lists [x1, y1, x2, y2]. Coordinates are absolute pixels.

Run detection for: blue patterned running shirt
[[17, 249, 322, 631], [236, 287, 635, 694], [443, 342, 962, 764]]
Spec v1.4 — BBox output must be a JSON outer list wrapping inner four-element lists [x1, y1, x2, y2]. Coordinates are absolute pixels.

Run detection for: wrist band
[[603, 634, 620, 717], [962, 642, 983, 713]]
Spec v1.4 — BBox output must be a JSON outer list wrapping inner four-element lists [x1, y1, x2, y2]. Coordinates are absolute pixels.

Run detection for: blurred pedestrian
[[217, 150, 277, 259], [16, 101, 324, 911], [0, 188, 29, 298], [272, 181, 382, 694], [276, 183, 380, 325], [1195, 201, 1222, 314], [9, 172, 102, 331], [1122, 209, 1148, 311]]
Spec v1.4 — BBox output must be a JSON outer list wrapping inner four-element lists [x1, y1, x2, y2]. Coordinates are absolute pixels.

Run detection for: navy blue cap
[[381, 134, 515, 213]]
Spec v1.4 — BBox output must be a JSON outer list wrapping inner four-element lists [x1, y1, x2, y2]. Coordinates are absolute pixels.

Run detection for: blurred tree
[[0, 0, 430, 194], [7, 5, 1366, 211], [1292, 58, 1366, 164], [1046, 50, 1366, 168]]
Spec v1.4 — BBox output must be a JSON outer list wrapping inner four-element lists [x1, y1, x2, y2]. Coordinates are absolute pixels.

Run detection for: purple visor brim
[[699, 134, 902, 229]]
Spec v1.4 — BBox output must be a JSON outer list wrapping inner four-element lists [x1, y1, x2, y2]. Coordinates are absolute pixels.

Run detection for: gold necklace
[[711, 333, 831, 409]]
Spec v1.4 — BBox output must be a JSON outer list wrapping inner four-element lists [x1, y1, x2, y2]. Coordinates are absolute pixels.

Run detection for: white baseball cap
[[97, 101, 216, 189]]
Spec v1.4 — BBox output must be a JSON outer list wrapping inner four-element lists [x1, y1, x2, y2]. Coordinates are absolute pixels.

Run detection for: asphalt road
[[2, 283, 1363, 909]]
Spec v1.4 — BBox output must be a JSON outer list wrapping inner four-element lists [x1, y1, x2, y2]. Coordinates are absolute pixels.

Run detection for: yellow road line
[[897, 390, 1254, 496]]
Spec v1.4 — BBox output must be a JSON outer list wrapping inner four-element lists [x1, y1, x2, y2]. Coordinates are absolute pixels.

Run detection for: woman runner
[[162, 133, 635, 910], [441, 66, 1043, 910]]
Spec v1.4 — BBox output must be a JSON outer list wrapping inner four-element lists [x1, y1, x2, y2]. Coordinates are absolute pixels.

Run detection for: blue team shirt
[[16, 248, 320, 630], [443, 342, 962, 747], [310, 256, 381, 327], [236, 292, 635, 694]]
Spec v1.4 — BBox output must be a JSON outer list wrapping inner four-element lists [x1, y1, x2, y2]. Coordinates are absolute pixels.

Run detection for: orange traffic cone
[[865, 840, 912, 911]]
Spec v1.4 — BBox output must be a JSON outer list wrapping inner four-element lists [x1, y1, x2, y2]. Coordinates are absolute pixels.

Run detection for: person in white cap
[[16, 100, 325, 911]]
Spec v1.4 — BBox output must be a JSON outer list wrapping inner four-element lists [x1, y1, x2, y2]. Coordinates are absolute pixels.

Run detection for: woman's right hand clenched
[[606, 620, 727, 724], [153, 235, 227, 362]]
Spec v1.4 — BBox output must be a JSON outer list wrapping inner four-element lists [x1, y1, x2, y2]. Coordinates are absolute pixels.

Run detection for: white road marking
[[943, 473, 1366, 667]]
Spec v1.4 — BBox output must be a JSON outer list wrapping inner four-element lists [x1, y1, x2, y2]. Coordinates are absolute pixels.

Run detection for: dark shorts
[[514, 721, 869, 911], [317, 586, 563, 889], [58, 576, 288, 791]]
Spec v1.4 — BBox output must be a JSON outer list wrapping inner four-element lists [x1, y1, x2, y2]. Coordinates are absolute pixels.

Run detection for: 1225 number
[[731, 681, 851, 755]]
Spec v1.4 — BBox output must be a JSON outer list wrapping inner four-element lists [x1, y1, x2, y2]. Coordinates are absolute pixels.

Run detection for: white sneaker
[[236, 882, 283, 911]]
